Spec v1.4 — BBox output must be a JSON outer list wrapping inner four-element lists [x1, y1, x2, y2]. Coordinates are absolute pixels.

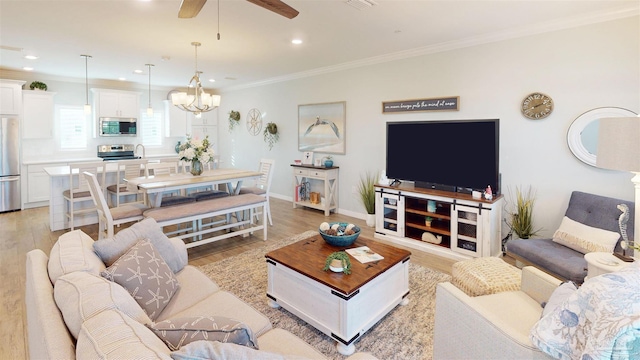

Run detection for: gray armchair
[[506, 191, 634, 284]]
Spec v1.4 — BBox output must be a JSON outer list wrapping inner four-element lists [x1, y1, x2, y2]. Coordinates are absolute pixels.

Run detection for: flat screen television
[[386, 119, 500, 194]]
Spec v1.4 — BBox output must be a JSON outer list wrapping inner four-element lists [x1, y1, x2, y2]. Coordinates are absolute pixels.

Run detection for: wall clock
[[521, 92, 553, 120], [246, 108, 263, 136]]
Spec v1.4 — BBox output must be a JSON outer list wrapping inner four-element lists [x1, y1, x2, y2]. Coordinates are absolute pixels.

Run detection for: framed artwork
[[302, 151, 314, 165], [298, 101, 346, 154]]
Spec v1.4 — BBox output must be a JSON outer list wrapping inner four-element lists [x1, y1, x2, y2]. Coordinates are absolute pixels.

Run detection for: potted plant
[[29, 81, 47, 91], [323, 251, 352, 274], [505, 186, 542, 239], [228, 110, 240, 131], [263, 122, 279, 150], [323, 155, 333, 168], [425, 216, 433, 227], [358, 171, 377, 227]]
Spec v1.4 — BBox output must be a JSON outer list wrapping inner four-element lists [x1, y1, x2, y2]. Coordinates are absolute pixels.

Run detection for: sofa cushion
[[101, 239, 179, 320], [157, 290, 272, 338], [552, 216, 620, 254], [258, 328, 330, 359], [507, 239, 588, 284], [93, 218, 187, 273], [171, 340, 292, 360], [48, 229, 105, 285], [150, 316, 259, 351], [76, 309, 172, 359], [54, 271, 152, 339], [160, 266, 221, 318]]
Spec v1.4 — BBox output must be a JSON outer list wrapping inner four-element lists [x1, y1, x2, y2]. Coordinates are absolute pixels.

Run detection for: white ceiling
[[1, 0, 638, 92]]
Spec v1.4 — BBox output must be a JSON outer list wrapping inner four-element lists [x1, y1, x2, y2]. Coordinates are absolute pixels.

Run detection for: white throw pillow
[[54, 271, 152, 339], [48, 229, 106, 285], [552, 216, 620, 254], [76, 309, 172, 359]]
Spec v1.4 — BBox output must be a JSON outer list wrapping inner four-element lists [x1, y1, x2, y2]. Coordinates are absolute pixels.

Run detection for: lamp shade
[[596, 117, 640, 172]]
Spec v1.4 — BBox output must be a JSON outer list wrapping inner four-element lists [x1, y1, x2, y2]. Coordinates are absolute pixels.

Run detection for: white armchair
[[433, 266, 561, 359]]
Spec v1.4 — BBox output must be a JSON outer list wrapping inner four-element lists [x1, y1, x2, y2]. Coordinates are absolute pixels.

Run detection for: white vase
[[366, 214, 376, 228]]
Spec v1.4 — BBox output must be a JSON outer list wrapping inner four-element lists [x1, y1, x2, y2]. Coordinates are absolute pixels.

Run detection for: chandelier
[[171, 42, 221, 116]]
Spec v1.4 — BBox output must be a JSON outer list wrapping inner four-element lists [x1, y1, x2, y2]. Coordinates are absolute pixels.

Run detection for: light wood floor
[[0, 197, 461, 359]]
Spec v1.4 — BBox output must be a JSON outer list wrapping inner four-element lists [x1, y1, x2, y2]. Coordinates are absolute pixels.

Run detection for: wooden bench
[[143, 194, 267, 248]]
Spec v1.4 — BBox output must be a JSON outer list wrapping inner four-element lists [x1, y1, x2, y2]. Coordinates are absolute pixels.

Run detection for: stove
[[97, 144, 141, 161]]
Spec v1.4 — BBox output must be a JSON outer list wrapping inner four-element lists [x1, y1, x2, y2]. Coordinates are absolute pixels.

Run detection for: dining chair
[[239, 158, 275, 226], [83, 171, 148, 240], [63, 161, 105, 230], [105, 158, 148, 207]]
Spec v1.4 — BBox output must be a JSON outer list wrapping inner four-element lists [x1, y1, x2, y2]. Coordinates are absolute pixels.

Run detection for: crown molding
[[222, 6, 639, 92]]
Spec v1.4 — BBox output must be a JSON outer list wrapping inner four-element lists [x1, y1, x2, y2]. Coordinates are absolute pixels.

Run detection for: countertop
[[23, 153, 179, 166]]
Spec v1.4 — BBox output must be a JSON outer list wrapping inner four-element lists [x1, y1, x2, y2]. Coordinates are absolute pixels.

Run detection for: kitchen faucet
[[135, 144, 145, 158]]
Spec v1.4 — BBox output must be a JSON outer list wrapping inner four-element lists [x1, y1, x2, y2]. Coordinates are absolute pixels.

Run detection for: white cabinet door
[[164, 100, 188, 137], [117, 93, 139, 118], [191, 125, 219, 153], [0, 80, 25, 115], [23, 91, 55, 139], [94, 89, 140, 118], [27, 164, 54, 203]]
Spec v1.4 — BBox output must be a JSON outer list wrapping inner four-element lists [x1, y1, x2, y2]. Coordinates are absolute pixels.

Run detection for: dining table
[[125, 168, 263, 208]]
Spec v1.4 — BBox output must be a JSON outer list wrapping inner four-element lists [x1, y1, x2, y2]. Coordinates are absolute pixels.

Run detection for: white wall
[[218, 17, 639, 236]]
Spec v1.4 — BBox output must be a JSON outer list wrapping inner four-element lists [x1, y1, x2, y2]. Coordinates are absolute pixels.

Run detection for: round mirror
[[567, 107, 637, 167]]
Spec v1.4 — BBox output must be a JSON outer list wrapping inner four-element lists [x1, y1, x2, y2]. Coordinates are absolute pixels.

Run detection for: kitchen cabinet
[[163, 100, 188, 137], [23, 90, 56, 139], [92, 88, 140, 118], [27, 164, 55, 204], [0, 79, 25, 115], [190, 110, 218, 153]]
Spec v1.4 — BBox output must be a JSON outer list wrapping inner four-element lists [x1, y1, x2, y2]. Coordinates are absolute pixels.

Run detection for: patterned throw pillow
[[101, 239, 179, 320], [149, 316, 259, 351]]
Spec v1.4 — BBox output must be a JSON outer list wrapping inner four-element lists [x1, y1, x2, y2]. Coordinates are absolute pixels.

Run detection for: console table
[[291, 164, 339, 216]]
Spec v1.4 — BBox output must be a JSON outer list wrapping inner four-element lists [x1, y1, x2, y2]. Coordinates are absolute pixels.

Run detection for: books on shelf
[[346, 246, 384, 263]]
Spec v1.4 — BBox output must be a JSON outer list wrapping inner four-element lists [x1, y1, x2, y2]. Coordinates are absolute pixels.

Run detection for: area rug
[[197, 231, 452, 359]]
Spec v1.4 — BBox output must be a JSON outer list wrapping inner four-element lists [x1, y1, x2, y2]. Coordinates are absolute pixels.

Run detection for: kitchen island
[[44, 163, 120, 231]]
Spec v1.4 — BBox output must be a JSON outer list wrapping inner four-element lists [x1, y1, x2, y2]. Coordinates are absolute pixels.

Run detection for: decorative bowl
[[319, 222, 361, 247]]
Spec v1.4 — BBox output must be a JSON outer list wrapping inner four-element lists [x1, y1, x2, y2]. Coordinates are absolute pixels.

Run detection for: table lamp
[[597, 116, 640, 256]]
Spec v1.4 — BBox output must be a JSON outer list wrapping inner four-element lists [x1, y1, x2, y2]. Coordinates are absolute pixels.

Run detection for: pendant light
[[146, 63, 154, 116], [171, 42, 221, 116], [81, 54, 92, 115]]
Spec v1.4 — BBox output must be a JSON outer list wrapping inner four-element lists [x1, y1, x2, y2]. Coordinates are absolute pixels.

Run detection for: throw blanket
[[530, 264, 640, 360]]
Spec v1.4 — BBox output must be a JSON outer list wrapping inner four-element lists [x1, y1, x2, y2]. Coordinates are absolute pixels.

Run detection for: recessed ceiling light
[[208, 78, 215, 83], [118, 77, 127, 81], [134, 69, 143, 74], [24, 55, 39, 60], [292, 39, 303, 45], [23, 66, 33, 71]]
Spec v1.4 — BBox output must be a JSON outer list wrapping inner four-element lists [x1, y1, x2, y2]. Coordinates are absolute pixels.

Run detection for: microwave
[[99, 117, 137, 137]]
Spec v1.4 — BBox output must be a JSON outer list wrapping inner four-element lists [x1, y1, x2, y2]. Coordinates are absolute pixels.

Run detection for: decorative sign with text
[[382, 96, 460, 113]]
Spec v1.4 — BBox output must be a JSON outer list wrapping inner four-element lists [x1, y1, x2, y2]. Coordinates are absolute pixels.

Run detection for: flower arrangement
[[178, 135, 215, 164]]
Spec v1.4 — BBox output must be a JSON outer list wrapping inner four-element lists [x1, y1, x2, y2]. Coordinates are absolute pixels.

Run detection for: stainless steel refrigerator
[[0, 116, 20, 212]]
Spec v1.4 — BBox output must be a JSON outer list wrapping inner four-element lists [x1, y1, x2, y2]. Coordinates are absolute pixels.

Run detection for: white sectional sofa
[[433, 266, 561, 359], [26, 218, 376, 359]]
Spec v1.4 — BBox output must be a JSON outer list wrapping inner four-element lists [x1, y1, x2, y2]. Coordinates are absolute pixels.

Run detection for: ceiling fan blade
[[246, 0, 299, 19], [178, 0, 207, 18]]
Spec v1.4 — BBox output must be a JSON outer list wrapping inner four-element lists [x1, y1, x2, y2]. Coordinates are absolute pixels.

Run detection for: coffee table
[[265, 234, 411, 355]]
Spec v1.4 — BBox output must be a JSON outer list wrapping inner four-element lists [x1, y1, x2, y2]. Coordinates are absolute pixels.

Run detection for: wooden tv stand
[[374, 183, 504, 261]]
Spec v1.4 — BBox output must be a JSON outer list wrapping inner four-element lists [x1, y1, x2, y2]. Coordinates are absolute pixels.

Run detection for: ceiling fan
[[178, 0, 299, 19]]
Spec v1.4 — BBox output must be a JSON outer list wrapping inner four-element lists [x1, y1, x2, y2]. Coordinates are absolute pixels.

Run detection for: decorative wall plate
[[247, 108, 263, 136]]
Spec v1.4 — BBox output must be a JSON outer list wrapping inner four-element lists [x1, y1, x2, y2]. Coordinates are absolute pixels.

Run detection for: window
[[140, 111, 163, 146], [58, 106, 87, 149]]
